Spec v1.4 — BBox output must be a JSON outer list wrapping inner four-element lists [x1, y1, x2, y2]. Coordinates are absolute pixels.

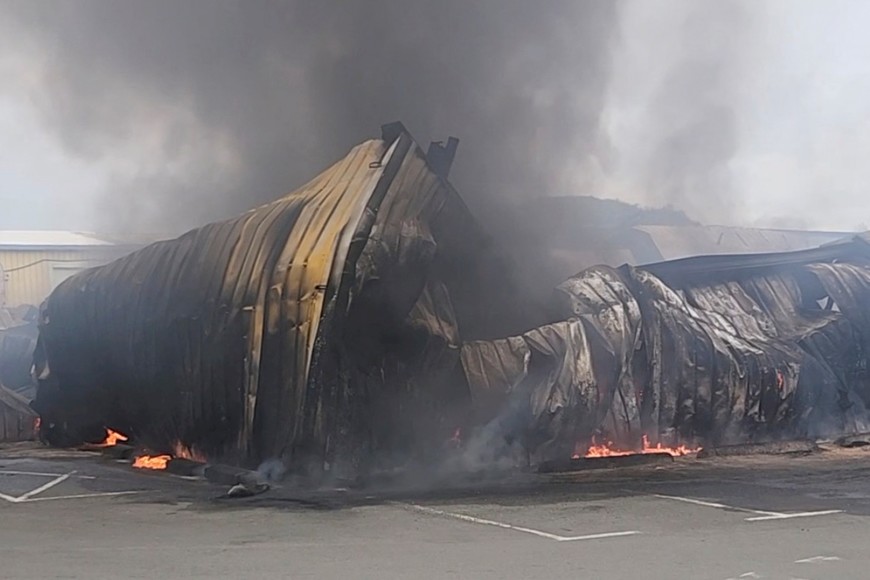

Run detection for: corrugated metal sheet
[[35, 137, 394, 462], [32, 124, 518, 475], [461, 238, 870, 462]]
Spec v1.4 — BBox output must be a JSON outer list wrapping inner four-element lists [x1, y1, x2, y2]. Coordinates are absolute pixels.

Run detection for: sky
[[2, 0, 870, 234], [595, 0, 870, 231]]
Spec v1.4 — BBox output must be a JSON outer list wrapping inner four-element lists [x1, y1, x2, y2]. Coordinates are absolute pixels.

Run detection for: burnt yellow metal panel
[[35, 137, 397, 464], [33, 123, 513, 475], [243, 138, 392, 456]]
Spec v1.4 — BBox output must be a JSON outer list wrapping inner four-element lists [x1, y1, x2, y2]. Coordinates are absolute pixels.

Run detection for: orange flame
[[573, 435, 700, 459], [448, 427, 462, 448], [640, 435, 700, 457], [96, 428, 129, 447], [133, 455, 171, 470], [172, 441, 207, 463]]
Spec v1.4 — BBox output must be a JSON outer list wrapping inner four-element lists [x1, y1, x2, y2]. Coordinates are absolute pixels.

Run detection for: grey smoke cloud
[[641, 1, 753, 224], [588, 0, 761, 226], [0, 0, 620, 233], [5, 1, 865, 233]]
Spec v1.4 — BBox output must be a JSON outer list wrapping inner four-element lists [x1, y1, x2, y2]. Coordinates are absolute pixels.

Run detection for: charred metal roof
[[634, 224, 849, 262], [640, 233, 870, 286], [461, 234, 870, 462], [32, 123, 523, 474]]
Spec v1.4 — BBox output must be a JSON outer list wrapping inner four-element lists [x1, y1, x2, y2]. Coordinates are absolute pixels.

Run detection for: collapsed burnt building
[[464, 237, 870, 463], [30, 122, 870, 478], [32, 123, 529, 476]]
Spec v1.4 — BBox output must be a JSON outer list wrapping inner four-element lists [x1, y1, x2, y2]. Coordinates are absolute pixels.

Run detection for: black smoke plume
[[2, 0, 620, 233]]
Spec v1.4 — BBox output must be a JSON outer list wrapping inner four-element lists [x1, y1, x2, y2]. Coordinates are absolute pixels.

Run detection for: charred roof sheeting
[[463, 240, 870, 462], [33, 124, 518, 473], [35, 137, 393, 459]]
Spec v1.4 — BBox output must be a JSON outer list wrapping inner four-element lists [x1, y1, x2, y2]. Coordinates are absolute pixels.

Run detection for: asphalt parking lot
[[2, 444, 870, 579]]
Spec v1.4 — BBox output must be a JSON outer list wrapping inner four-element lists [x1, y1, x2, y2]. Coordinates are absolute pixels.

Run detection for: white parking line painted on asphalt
[[794, 555, 841, 564], [401, 503, 641, 542], [23, 491, 142, 503], [0, 470, 96, 479], [653, 494, 779, 516], [745, 510, 843, 522], [653, 494, 843, 522], [724, 570, 762, 579], [15, 472, 71, 501], [0, 470, 144, 504]]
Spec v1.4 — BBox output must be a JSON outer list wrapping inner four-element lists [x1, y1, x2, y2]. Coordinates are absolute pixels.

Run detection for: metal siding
[[36, 139, 396, 466], [33, 127, 515, 473], [0, 249, 112, 307]]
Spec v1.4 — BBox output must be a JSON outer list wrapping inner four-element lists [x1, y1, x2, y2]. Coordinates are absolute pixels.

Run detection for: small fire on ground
[[133, 454, 171, 470], [94, 427, 206, 470], [573, 435, 700, 459], [97, 428, 129, 447], [133, 442, 206, 471]]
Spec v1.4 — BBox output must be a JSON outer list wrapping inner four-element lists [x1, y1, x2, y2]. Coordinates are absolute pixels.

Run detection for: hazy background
[[1, 0, 869, 234]]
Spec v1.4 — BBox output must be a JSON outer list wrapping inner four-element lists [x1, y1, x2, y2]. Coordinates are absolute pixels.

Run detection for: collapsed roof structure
[[464, 235, 870, 463], [32, 123, 526, 476], [511, 195, 851, 297], [30, 122, 870, 478]]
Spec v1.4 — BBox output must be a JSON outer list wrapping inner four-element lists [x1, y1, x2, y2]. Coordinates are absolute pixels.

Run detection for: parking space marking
[[745, 510, 843, 522], [653, 494, 779, 517], [16, 472, 71, 501], [23, 491, 142, 503], [0, 470, 96, 479], [794, 555, 841, 564], [0, 470, 144, 504], [401, 503, 641, 542], [653, 494, 843, 522]]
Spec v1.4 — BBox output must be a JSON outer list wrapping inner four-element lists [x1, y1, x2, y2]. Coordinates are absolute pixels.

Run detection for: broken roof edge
[[637, 234, 870, 285]]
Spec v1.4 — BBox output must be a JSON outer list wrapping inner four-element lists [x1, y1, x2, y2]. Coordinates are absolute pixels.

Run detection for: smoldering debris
[[28, 123, 870, 484], [696, 440, 819, 459], [465, 236, 870, 465], [538, 452, 674, 474]]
